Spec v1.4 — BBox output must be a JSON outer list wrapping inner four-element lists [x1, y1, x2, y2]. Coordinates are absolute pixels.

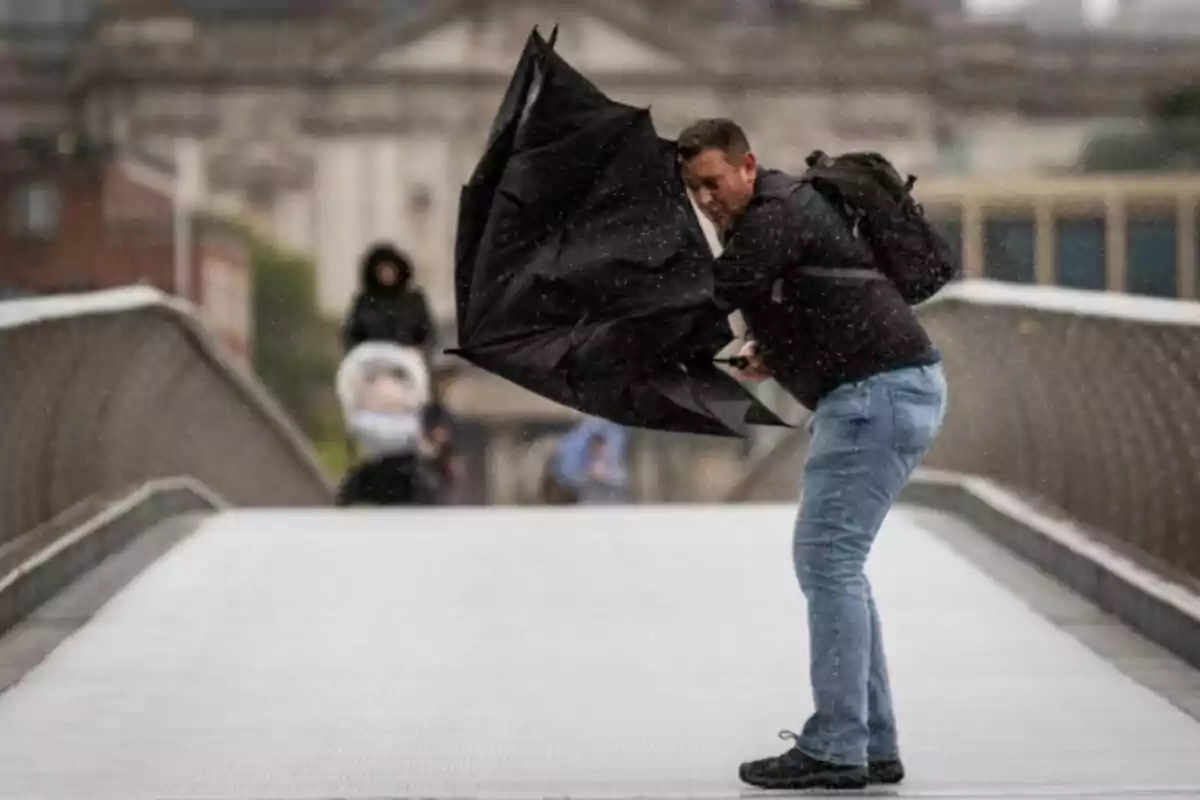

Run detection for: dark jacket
[[335, 453, 441, 506], [714, 168, 938, 410], [343, 244, 436, 352]]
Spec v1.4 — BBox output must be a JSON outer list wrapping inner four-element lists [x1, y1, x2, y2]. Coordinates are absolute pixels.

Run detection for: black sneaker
[[869, 758, 905, 785], [738, 731, 868, 791]]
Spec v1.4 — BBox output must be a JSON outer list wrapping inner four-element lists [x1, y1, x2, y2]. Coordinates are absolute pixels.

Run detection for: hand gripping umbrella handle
[[713, 356, 751, 370]]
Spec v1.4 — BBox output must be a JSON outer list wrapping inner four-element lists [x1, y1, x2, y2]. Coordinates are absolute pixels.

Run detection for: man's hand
[[732, 339, 771, 381]]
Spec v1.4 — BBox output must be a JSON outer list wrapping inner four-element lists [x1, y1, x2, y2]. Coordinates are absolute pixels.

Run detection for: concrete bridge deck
[[0, 504, 1198, 800]]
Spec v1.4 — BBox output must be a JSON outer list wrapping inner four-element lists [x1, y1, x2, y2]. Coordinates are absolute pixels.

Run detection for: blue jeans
[[793, 363, 947, 767]]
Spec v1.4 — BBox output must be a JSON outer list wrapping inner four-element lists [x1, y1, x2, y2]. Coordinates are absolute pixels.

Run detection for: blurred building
[[919, 172, 1199, 300], [1022, 0, 1090, 32], [2, 0, 1199, 364], [0, 134, 252, 363], [902, 0, 965, 15], [1111, 0, 1200, 36], [3, 0, 1198, 505]]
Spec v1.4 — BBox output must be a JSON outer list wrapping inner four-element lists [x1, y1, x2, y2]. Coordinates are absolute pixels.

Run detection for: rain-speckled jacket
[[714, 168, 939, 410]]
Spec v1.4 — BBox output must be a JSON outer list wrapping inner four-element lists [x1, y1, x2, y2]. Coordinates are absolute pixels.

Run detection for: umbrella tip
[[547, 24, 559, 48]]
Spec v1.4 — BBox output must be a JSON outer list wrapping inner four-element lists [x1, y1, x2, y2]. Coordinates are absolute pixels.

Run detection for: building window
[[0, 285, 36, 300], [409, 184, 432, 215], [1126, 216, 1178, 298], [984, 216, 1036, 284], [7, 180, 61, 239], [932, 217, 963, 268], [1055, 216, 1107, 291], [200, 253, 250, 356]]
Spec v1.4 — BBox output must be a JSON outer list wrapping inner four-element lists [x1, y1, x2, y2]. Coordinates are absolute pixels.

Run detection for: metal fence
[[0, 286, 334, 549], [730, 280, 1200, 585]]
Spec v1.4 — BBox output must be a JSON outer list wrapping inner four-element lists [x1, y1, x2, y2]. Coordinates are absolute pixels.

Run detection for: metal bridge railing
[[730, 280, 1200, 586], [0, 286, 333, 550]]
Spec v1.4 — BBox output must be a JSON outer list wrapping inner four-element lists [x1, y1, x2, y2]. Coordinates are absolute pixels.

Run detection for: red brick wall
[[0, 154, 252, 363], [101, 162, 174, 226], [0, 160, 176, 295]]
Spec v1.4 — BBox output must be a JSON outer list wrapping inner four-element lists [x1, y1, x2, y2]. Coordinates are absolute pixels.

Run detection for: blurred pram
[[335, 342, 441, 506]]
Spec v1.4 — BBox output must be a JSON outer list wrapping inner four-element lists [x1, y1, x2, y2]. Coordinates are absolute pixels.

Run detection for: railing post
[[1177, 194, 1196, 301], [1035, 197, 1055, 286], [963, 196, 985, 279], [1105, 193, 1128, 293]]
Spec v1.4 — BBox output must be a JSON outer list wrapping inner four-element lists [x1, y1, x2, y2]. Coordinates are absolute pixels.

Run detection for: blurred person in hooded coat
[[540, 416, 630, 505], [342, 243, 436, 355]]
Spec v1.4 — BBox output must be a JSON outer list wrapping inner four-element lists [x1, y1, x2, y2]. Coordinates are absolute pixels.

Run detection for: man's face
[[681, 147, 757, 230]]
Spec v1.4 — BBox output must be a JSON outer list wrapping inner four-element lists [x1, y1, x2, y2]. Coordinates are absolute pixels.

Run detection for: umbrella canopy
[[448, 28, 787, 437]]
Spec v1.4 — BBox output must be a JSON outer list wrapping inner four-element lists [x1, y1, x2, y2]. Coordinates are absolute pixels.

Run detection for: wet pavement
[[0, 504, 1197, 800]]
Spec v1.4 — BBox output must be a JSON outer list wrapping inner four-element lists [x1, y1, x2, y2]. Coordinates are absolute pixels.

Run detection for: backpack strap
[[782, 267, 886, 298], [796, 266, 887, 282]]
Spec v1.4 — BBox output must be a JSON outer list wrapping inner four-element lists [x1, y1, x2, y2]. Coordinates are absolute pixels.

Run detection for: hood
[[359, 243, 414, 294]]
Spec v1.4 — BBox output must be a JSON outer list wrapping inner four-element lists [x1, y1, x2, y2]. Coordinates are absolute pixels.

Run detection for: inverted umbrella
[[448, 28, 787, 437]]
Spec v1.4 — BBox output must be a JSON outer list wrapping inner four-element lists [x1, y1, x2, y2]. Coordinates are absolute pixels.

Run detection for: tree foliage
[[247, 233, 342, 448], [1080, 84, 1200, 172]]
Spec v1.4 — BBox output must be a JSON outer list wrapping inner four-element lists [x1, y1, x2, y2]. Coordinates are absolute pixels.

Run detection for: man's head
[[677, 118, 757, 230]]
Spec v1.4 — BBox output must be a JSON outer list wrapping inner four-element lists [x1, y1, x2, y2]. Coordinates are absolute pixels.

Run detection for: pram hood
[[336, 342, 430, 418]]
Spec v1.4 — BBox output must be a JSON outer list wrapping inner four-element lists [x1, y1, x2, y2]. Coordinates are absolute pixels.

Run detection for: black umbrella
[[448, 28, 788, 437]]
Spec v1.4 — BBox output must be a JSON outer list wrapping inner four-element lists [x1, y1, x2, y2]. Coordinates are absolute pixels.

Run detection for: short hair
[[676, 118, 751, 162]]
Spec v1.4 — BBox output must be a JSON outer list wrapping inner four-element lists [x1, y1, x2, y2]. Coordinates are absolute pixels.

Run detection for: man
[[678, 118, 948, 790]]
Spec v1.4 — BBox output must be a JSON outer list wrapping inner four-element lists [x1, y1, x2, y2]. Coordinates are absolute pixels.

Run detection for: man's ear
[[742, 151, 758, 173]]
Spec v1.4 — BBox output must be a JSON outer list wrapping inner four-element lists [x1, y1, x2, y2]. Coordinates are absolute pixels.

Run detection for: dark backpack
[[800, 150, 960, 305]]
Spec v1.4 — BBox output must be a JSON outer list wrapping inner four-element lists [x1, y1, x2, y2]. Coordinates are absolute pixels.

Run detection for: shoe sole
[[868, 768, 905, 785], [739, 765, 869, 791]]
